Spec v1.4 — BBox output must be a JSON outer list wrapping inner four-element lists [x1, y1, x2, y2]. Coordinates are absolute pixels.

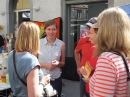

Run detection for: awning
[[120, 4, 130, 17]]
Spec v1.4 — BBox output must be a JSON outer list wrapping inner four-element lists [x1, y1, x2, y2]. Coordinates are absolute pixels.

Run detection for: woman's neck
[[16, 51, 28, 54], [46, 37, 56, 45]]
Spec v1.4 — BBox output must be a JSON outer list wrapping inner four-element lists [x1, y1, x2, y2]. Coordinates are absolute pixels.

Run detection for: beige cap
[[92, 23, 98, 28]]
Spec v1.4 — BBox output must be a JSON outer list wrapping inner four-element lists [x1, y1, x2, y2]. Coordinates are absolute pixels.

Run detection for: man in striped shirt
[[89, 7, 130, 97]]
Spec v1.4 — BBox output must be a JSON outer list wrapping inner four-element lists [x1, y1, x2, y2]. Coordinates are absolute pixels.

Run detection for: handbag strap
[[111, 51, 130, 80], [13, 50, 27, 86]]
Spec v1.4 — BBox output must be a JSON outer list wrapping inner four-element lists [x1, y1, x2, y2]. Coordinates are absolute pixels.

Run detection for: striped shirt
[[89, 52, 130, 97], [38, 37, 62, 80]]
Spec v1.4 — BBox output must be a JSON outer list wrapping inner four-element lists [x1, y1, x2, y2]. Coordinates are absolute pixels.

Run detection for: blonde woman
[[8, 22, 49, 97], [89, 7, 130, 96]]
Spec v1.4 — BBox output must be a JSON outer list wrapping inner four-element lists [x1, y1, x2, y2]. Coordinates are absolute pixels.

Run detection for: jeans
[[80, 77, 89, 97], [50, 77, 62, 97], [85, 91, 90, 97]]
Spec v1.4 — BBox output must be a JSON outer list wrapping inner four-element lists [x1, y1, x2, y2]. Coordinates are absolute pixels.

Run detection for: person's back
[[90, 52, 130, 96], [8, 22, 50, 97], [89, 7, 130, 97], [8, 51, 43, 97]]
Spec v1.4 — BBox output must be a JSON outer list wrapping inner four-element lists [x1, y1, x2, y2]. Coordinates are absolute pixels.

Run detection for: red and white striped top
[[89, 52, 130, 97]]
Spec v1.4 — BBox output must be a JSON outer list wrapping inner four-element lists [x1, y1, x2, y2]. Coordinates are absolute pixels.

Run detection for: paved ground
[[62, 79, 80, 97]]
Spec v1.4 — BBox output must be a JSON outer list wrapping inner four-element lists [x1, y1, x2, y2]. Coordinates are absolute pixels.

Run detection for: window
[[16, 0, 30, 9]]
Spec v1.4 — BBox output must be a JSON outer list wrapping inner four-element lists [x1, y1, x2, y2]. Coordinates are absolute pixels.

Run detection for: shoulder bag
[[111, 51, 130, 95], [12, 50, 57, 97]]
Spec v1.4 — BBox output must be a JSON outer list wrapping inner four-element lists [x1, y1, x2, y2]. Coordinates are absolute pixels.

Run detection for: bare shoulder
[[62, 41, 65, 46]]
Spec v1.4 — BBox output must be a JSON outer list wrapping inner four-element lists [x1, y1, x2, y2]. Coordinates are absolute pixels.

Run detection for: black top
[[0, 35, 4, 47]]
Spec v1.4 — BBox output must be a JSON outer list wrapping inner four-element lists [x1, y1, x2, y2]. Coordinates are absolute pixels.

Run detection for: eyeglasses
[[88, 17, 98, 24]]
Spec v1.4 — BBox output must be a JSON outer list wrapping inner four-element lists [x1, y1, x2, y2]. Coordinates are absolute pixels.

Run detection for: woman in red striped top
[[89, 7, 130, 97]]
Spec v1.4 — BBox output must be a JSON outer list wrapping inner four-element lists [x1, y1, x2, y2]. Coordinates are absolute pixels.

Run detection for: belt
[[50, 77, 61, 82]]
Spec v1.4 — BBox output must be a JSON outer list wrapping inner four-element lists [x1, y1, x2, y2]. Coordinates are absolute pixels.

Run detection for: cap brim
[[92, 23, 98, 28], [86, 22, 92, 27]]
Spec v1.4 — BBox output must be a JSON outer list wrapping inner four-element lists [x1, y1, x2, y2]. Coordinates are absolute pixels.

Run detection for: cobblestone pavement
[[62, 79, 80, 97]]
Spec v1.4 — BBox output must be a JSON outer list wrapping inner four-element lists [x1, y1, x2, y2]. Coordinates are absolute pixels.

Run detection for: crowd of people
[[7, 6, 130, 97], [75, 7, 130, 97]]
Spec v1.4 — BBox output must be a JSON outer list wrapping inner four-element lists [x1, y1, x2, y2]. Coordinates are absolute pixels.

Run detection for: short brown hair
[[15, 22, 40, 53], [44, 20, 58, 31]]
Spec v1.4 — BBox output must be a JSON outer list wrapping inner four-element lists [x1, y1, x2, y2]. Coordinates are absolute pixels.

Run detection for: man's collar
[[85, 36, 90, 42]]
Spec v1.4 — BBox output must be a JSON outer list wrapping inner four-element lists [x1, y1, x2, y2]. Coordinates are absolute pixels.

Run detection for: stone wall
[[32, 0, 61, 21], [0, 0, 7, 35], [114, 0, 130, 6]]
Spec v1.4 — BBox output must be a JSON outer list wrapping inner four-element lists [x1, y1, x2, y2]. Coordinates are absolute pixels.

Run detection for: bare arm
[[74, 49, 81, 76], [40, 63, 56, 71], [58, 42, 66, 67], [79, 67, 89, 83], [27, 66, 49, 97]]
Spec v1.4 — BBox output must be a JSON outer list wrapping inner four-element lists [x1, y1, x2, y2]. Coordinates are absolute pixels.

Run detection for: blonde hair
[[95, 7, 130, 58], [15, 22, 40, 53]]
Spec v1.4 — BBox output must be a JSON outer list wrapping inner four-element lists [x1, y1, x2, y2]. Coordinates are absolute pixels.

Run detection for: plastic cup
[[1, 74, 6, 83]]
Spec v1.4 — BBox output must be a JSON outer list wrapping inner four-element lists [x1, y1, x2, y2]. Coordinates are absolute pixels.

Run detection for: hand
[[82, 77, 90, 83], [47, 64, 57, 71], [79, 66, 87, 75], [46, 60, 59, 71], [42, 74, 50, 85], [77, 67, 81, 76], [52, 60, 59, 66]]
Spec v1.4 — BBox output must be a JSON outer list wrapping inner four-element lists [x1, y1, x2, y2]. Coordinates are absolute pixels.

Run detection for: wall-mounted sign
[[80, 25, 87, 38]]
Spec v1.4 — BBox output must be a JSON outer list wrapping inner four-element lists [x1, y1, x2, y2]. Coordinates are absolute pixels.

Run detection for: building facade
[[0, 0, 130, 57]]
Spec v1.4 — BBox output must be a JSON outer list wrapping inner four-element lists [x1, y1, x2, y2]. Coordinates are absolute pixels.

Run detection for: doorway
[[66, 2, 107, 57], [14, 10, 30, 37], [7, 0, 31, 36]]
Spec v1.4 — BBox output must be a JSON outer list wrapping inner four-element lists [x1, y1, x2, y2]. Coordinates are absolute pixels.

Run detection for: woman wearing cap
[[74, 17, 97, 97], [89, 7, 130, 96], [80, 23, 98, 96]]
